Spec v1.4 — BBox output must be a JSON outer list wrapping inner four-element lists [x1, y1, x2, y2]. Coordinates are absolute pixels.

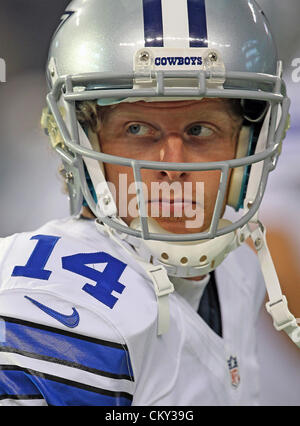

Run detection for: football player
[[0, 0, 299, 406]]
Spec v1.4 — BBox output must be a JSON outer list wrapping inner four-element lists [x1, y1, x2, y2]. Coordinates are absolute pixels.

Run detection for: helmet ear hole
[[227, 126, 252, 210], [241, 99, 268, 123]]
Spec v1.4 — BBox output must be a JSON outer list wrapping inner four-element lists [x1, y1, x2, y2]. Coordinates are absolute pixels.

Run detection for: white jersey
[[0, 217, 265, 406]]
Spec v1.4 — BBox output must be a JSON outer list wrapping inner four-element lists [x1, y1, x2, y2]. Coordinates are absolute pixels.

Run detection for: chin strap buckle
[[249, 220, 300, 348], [266, 296, 297, 331], [98, 222, 174, 337], [146, 265, 174, 336]]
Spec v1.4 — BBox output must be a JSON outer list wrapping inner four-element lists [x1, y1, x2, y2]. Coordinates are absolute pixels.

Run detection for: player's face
[[97, 99, 242, 234]]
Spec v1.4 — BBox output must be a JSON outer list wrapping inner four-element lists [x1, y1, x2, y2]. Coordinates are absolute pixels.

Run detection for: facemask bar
[[46, 67, 289, 242]]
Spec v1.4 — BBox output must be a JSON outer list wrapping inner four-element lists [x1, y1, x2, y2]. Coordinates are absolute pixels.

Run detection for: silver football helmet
[[41, 0, 300, 345]]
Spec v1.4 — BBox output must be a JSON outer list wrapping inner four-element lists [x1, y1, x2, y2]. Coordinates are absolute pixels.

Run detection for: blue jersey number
[[12, 235, 60, 280], [62, 252, 126, 309], [12, 235, 127, 309]]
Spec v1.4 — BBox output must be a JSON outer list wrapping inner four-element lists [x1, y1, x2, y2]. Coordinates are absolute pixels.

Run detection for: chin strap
[[249, 220, 300, 348], [96, 217, 300, 345], [95, 220, 174, 336], [144, 265, 175, 335]]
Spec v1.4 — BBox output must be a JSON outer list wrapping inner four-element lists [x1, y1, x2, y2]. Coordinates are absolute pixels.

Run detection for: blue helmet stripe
[[143, 0, 164, 47], [187, 0, 208, 47]]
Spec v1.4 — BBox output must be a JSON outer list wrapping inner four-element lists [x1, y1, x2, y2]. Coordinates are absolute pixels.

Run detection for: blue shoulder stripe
[[0, 316, 128, 350], [0, 316, 134, 382], [0, 366, 132, 406], [0, 368, 42, 400]]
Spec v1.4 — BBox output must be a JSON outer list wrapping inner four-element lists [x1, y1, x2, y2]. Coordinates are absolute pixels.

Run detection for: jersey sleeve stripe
[[0, 315, 128, 350], [0, 397, 47, 406], [0, 316, 134, 381], [0, 394, 44, 401], [0, 368, 42, 399], [0, 345, 131, 381], [0, 366, 133, 406], [0, 350, 134, 397]]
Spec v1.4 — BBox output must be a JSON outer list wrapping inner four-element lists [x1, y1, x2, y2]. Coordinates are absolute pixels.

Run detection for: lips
[[148, 199, 200, 216]]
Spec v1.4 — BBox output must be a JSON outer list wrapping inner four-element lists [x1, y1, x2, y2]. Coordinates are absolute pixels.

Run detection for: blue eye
[[128, 124, 149, 136], [188, 125, 213, 137], [128, 124, 141, 134]]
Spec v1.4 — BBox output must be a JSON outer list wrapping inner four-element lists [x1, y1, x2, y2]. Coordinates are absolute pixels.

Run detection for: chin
[[154, 217, 207, 234]]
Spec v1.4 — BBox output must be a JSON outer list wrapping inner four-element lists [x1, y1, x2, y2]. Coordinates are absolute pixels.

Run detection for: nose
[[158, 133, 188, 181]]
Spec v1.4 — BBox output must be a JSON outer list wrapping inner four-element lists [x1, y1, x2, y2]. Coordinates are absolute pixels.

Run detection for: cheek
[[200, 171, 221, 209], [204, 136, 237, 162], [199, 169, 233, 201], [103, 163, 159, 202], [103, 163, 137, 218], [104, 163, 134, 190]]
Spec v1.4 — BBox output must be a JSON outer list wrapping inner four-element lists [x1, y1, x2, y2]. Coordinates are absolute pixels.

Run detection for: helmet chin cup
[[130, 217, 237, 278]]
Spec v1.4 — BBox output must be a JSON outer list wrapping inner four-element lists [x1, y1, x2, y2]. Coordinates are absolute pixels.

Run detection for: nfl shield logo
[[227, 356, 240, 388]]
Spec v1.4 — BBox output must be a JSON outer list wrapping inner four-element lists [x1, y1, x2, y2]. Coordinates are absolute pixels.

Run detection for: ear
[[227, 126, 252, 210], [88, 126, 101, 152], [87, 127, 106, 177], [80, 124, 117, 217]]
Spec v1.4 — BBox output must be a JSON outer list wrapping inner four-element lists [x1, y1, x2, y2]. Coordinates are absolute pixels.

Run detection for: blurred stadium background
[[0, 0, 299, 405]]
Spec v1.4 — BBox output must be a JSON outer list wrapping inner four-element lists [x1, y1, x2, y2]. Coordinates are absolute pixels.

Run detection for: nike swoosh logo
[[24, 296, 80, 328]]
